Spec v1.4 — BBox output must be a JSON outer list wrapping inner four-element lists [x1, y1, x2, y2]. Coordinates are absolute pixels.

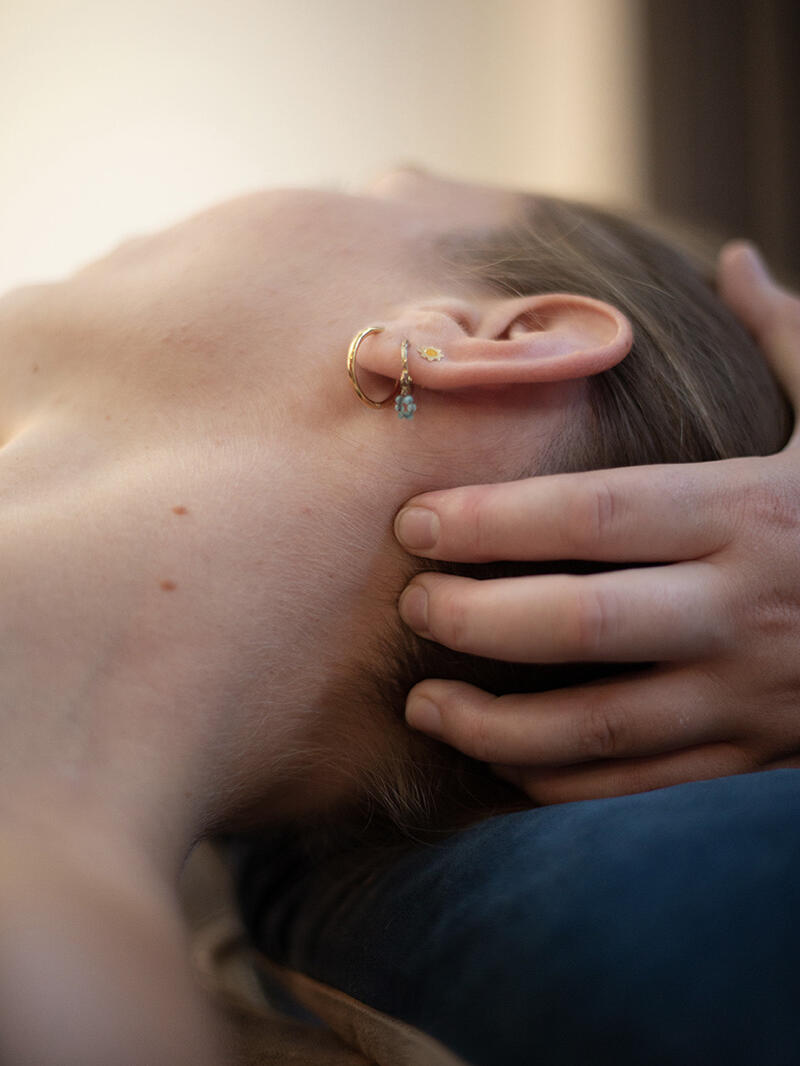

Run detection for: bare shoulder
[[0, 820, 224, 1066]]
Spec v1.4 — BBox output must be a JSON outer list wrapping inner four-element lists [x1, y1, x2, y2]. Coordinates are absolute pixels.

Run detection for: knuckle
[[427, 581, 474, 652], [564, 580, 617, 658], [746, 586, 800, 647], [691, 567, 737, 653], [577, 700, 625, 759], [561, 478, 617, 556], [460, 706, 498, 763], [728, 465, 800, 539], [462, 486, 500, 561]]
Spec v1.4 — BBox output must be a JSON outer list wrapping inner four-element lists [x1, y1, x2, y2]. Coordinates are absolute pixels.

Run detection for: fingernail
[[398, 584, 429, 635], [394, 506, 439, 551], [406, 695, 442, 737]]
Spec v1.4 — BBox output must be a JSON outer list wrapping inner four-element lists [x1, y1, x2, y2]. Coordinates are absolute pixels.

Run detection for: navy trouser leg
[[236, 770, 800, 1066]]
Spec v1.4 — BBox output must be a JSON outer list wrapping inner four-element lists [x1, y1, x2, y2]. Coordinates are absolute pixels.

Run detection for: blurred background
[[0, 0, 797, 295]]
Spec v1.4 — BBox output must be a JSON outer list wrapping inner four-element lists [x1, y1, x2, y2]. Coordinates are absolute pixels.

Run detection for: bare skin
[[4, 169, 792, 1059], [398, 244, 800, 803], [0, 171, 631, 1062]]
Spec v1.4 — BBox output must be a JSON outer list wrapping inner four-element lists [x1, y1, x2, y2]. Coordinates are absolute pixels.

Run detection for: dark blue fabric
[[235, 771, 800, 1066]]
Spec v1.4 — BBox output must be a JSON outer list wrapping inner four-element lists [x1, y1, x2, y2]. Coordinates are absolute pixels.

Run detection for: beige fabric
[[259, 958, 472, 1066], [184, 843, 371, 1065], [192, 913, 470, 1066], [193, 913, 373, 1066], [184, 842, 470, 1066]]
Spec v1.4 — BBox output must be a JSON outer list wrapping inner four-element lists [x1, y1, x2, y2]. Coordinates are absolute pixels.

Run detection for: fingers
[[394, 246, 799, 570], [719, 241, 800, 416], [493, 742, 757, 805], [398, 564, 729, 663], [405, 669, 729, 767], [394, 461, 739, 564]]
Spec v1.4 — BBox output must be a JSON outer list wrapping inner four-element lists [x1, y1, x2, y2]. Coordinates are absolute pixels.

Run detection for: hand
[[395, 244, 800, 803]]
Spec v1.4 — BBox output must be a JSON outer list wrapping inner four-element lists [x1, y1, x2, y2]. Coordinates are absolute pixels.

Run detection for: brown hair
[[324, 194, 791, 841]]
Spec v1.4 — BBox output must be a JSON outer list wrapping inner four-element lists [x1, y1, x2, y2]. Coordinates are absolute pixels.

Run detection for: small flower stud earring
[[418, 345, 444, 362]]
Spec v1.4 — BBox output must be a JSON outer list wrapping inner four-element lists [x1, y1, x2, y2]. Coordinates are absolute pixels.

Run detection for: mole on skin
[[160, 579, 177, 592], [172, 506, 188, 515]]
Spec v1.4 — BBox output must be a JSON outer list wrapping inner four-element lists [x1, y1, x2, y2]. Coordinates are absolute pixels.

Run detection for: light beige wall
[[0, 0, 646, 293], [492, 0, 646, 202]]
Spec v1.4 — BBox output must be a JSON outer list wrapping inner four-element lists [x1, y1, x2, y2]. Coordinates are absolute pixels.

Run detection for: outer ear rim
[[483, 293, 632, 346], [354, 293, 634, 392]]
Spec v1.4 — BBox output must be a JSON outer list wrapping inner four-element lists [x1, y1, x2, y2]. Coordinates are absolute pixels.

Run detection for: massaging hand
[[396, 244, 800, 802]]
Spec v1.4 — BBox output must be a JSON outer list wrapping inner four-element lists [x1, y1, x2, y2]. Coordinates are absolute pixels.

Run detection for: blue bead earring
[[394, 340, 416, 420]]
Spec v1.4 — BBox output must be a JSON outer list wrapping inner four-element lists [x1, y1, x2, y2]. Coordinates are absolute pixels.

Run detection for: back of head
[[453, 195, 789, 471], [305, 197, 793, 843]]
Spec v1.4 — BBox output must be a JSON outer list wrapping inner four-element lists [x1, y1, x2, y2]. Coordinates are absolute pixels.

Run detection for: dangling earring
[[394, 340, 416, 420], [346, 327, 443, 417]]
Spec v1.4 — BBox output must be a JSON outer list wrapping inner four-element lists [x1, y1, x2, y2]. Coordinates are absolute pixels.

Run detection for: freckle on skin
[[160, 579, 177, 591], [172, 505, 188, 515], [32, 364, 39, 373]]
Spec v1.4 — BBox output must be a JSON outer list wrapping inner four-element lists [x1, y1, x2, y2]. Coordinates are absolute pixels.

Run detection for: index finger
[[394, 459, 740, 563]]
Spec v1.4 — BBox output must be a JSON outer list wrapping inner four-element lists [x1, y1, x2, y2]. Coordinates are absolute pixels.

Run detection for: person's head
[[299, 170, 794, 837], [0, 170, 788, 834]]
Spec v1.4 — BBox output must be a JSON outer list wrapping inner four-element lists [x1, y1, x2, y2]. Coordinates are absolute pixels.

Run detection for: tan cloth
[[261, 959, 469, 1066], [193, 913, 373, 1066], [184, 843, 469, 1066]]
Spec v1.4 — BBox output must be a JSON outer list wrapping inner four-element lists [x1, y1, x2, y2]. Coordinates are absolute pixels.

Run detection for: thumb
[[718, 241, 800, 421]]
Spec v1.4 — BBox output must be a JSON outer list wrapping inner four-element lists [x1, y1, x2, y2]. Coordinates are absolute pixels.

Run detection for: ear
[[354, 294, 633, 393]]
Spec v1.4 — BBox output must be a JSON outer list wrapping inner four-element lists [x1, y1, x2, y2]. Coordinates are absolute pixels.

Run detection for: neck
[[0, 292, 560, 884], [0, 728, 208, 884], [0, 428, 412, 887]]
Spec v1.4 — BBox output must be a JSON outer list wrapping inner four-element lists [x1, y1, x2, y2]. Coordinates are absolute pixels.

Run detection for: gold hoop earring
[[346, 325, 393, 408]]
